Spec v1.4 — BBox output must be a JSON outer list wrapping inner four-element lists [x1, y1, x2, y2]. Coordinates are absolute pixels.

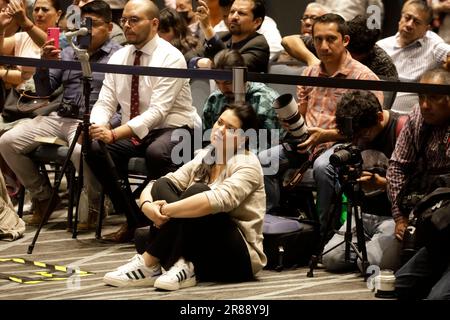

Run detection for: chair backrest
[[190, 78, 211, 117], [378, 76, 398, 110]]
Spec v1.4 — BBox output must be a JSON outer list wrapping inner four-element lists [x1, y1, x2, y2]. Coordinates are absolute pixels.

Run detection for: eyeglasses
[[401, 13, 426, 27], [418, 93, 449, 104], [301, 15, 319, 22], [120, 16, 148, 27]]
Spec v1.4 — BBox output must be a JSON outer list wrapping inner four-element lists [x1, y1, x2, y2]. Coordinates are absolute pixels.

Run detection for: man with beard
[[86, 0, 200, 242], [189, 0, 269, 73]]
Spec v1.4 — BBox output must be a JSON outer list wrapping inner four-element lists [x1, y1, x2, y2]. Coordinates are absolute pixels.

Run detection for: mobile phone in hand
[[47, 27, 60, 48]]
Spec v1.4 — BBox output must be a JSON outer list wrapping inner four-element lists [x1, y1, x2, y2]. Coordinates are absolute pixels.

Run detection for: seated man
[[377, 0, 450, 114], [275, 2, 329, 67], [202, 49, 282, 151], [212, 0, 283, 61], [282, 14, 399, 82], [0, 0, 121, 225], [258, 14, 382, 236], [87, 0, 200, 243], [322, 90, 404, 272], [189, 0, 269, 72], [388, 67, 450, 300]]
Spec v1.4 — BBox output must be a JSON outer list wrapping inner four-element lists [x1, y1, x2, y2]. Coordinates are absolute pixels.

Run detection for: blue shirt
[[34, 40, 122, 119]]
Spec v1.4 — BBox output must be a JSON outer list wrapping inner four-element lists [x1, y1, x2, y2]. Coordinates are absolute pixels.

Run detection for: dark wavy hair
[[312, 13, 348, 38], [81, 0, 112, 23], [158, 7, 200, 54], [194, 103, 259, 183], [347, 15, 381, 54], [335, 90, 382, 135]]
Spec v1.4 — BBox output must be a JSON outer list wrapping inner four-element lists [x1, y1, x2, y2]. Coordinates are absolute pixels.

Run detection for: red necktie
[[130, 50, 142, 145], [130, 50, 142, 119]]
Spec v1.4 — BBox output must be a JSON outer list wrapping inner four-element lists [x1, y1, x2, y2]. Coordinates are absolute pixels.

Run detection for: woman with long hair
[[0, 0, 62, 90], [104, 103, 267, 290]]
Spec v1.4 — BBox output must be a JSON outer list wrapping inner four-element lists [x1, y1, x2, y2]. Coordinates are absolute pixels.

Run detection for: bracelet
[[22, 23, 34, 32], [139, 200, 152, 211], [111, 129, 117, 143]]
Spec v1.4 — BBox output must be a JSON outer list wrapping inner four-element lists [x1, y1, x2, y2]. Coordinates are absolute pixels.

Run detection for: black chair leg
[[17, 185, 26, 218]]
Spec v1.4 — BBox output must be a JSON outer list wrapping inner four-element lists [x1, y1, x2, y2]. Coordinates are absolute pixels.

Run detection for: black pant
[[146, 177, 254, 283], [86, 127, 192, 229]]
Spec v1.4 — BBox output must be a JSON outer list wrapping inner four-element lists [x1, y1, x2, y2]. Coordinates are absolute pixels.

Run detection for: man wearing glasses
[[87, 0, 200, 243], [387, 67, 450, 300], [377, 0, 450, 114]]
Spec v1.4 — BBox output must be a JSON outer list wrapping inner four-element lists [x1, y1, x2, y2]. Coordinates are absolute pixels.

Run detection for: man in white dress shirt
[[87, 0, 200, 242], [377, 0, 450, 114]]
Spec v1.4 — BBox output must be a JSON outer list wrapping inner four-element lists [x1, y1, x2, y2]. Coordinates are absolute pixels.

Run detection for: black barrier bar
[[1, 55, 450, 95]]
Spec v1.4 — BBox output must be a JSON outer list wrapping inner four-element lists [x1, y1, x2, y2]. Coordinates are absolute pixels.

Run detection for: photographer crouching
[[321, 90, 404, 273], [388, 68, 450, 300]]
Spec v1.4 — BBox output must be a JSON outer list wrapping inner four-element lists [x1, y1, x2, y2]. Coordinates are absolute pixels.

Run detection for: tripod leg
[[353, 205, 369, 275], [96, 141, 140, 229], [28, 123, 83, 254], [72, 153, 84, 239], [95, 189, 105, 239], [344, 200, 353, 262], [307, 191, 342, 277]]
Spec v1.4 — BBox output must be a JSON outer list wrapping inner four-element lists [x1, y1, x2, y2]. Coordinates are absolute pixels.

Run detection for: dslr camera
[[329, 143, 363, 183], [329, 144, 363, 168], [272, 94, 309, 153]]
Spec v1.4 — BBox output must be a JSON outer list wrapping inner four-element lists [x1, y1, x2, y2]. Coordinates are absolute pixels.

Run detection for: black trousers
[[86, 127, 192, 228], [146, 177, 254, 283]]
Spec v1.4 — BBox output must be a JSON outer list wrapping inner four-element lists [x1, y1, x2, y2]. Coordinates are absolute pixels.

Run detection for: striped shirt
[[387, 105, 450, 222], [377, 31, 450, 114], [297, 51, 382, 150]]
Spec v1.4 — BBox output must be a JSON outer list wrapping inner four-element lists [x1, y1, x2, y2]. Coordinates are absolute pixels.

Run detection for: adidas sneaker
[[103, 254, 162, 287], [154, 257, 196, 291]]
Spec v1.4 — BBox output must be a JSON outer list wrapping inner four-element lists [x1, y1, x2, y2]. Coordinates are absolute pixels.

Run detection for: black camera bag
[[263, 214, 319, 271]]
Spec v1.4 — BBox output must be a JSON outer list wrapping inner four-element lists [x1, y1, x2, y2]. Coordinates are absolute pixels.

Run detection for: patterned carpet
[[0, 209, 377, 301]]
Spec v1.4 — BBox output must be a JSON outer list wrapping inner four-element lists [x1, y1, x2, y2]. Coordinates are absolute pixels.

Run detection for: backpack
[[262, 214, 319, 271]]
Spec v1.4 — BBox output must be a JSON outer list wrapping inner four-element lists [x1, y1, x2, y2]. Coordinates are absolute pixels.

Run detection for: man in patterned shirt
[[202, 49, 283, 151], [388, 67, 450, 300], [259, 13, 382, 236]]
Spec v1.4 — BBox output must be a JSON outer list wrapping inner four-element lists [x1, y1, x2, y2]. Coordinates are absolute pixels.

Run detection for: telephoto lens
[[273, 94, 309, 140], [273, 94, 309, 152]]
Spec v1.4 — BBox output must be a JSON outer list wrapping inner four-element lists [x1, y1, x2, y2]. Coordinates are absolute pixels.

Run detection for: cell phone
[[47, 27, 60, 48]]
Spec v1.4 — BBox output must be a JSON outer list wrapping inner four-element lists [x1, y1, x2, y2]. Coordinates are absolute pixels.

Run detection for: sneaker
[[103, 254, 162, 287], [154, 257, 196, 291]]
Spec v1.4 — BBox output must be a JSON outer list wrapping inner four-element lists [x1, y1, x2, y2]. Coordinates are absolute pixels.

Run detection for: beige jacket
[[143, 148, 267, 275]]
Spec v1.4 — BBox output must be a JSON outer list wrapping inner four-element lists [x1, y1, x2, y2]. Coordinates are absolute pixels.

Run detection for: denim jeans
[[258, 144, 341, 229], [395, 246, 450, 300]]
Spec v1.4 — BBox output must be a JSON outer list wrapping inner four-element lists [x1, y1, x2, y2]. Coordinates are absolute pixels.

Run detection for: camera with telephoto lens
[[272, 94, 309, 153]]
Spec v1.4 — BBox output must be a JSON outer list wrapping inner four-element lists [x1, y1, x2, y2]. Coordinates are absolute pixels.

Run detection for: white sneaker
[[154, 257, 196, 291], [103, 254, 162, 287]]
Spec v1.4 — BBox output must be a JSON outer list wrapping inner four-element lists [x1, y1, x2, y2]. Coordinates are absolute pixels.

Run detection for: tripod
[[306, 171, 369, 278], [28, 35, 94, 254]]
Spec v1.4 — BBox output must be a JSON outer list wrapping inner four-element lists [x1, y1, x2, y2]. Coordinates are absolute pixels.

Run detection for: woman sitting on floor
[[103, 103, 267, 290]]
